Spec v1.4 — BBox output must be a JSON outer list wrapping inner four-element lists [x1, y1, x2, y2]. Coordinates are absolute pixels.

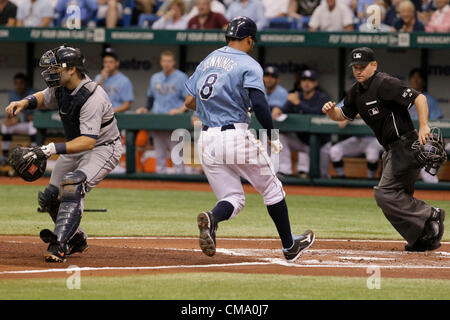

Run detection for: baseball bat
[[37, 207, 107, 213]]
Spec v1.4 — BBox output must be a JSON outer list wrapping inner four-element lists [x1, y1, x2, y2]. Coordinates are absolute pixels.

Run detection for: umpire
[[322, 47, 445, 252]]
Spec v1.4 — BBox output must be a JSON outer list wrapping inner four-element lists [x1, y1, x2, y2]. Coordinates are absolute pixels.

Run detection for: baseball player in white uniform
[[184, 16, 315, 262]]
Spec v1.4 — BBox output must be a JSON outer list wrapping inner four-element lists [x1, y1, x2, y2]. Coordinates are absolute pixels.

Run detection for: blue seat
[[267, 17, 297, 30], [297, 16, 310, 30], [138, 13, 160, 28]]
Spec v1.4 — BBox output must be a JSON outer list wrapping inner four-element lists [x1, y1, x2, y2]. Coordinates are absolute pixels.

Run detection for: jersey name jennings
[[202, 55, 237, 72]]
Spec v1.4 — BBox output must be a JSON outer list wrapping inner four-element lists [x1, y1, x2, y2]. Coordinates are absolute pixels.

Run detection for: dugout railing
[[32, 111, 450, 190]]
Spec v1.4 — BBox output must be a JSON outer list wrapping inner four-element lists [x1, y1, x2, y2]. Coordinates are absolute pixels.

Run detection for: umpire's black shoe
[[283, 230, 315, 263], [197, 211, 218, 257], [406, 208, 445, 252], [40, 229, 67, 262], [67, 229, 89, 256]]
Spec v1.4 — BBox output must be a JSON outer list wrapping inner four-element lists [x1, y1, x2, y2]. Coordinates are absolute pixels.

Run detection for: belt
[[384, 130, 417, 151], [97, 136, 120, 147], [202, 124, 236, 131]]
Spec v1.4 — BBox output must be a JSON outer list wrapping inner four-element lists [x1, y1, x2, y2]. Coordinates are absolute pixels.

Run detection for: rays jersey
[[185, 46, 264, 127]]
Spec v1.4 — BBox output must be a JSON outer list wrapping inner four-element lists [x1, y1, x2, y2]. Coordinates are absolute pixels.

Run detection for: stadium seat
[[267, 17, 297, 30], [138, 14, 161, 28], [297, 16, 310, 30]]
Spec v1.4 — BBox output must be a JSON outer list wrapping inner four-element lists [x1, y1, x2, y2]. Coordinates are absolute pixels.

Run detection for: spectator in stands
[[152, 0, 189, 29], [0, 73, 37, 165], [226, 0, 265, 31], [288, 0, 321, 18], [136, 50, 188, 174], [384, 0, 404, 26], [55, 0, 98, 26], [131, 0, 156, 26], [359, 3, 392, 31], [408, 68, 444, 183], [309, 0, 354, 31], [263, 66, 288, 111], [16, 0, 53, 27], [272, 69, 331, 178], [97, 0, 124, 28], [186, 0, 226, 22], [0, 0, 17, 26], [392, 0, 425, 31], [188, 0, 228, 29], [262, 0, 289, 19], [418, 0, 437, 25], [95, 48, 134, 113], [157, 0, 196, 17], [425, 0, 450, 32], [357, 0, 375, 19]]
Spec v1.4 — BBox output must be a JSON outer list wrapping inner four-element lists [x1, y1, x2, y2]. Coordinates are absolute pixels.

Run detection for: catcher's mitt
[[411, 127, 447, 176], [9, 146, 47, 182]]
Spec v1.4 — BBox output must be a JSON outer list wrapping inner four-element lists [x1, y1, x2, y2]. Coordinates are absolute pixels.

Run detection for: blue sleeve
[[147, 76, 154, 98], [94, 74, 100, 82], [55, 0, 67, 13], [120, 77, 134, 102], [86, 0, 98, 11], [243, 65, 265, 92], [255, 3, 266, 31], [179, 73, 189, 99], [427, 96, 443, 120]]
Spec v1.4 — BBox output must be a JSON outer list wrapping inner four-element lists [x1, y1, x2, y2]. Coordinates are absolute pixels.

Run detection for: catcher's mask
[[9, 146, 47, 182], [411, 127, 447, 176], [40, 45, 87, 88]]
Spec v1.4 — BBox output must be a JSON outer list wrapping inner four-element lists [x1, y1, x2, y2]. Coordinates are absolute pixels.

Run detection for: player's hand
[[322, 101, 336, 114], [5, 100, 27, 118], [136, 107, 148, 114], [338, 120, 349, 129], [287, 92, 300, 105], [271, 107, 283, 120], [418, 124, 431, 145], [24, 143, 56, 160], [270, 139, 283, 154]]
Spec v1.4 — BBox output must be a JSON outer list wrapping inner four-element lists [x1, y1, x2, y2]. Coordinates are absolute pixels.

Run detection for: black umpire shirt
[[341, 71, 419, 147]]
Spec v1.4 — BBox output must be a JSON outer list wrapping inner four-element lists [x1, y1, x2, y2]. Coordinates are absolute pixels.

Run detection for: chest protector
[[55, 81, 98, 141]]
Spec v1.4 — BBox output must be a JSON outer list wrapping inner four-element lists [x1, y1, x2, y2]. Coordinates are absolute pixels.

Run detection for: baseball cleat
[[405, 208, 445, 252], [197, 211, 217, 257], [67, 229, 89, 256], [44, 243, 66, 263], [283, 230, 315, 263]]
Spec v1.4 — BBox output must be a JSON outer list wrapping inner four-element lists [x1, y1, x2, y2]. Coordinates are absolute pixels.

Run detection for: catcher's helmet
[[411, 127, 447, 176], [9, 146, 47, 182], [225, 16, 257, 41], [39, 45, 87, 87]]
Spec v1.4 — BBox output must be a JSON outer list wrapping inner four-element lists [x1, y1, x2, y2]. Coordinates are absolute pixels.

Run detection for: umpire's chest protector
[[353, 76, 391, 123], [56, 81, 98, 141]]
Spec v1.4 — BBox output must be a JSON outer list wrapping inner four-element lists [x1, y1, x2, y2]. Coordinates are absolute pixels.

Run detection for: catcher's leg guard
[[38, 184, 60, 222], [53, 170, 86, 253]]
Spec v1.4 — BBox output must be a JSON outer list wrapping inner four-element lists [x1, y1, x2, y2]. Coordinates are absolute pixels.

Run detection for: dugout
[[0, 28, 449, 189]]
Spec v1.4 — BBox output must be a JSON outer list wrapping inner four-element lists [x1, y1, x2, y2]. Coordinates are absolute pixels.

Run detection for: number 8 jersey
[[185, 46, 265, 127]]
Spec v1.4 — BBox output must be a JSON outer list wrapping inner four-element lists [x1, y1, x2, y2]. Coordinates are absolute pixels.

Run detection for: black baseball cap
[[264, 66, 279, 77], [349, 47, 376, 67], [300, 69, 317, 80], [102, 47, 119, 60]]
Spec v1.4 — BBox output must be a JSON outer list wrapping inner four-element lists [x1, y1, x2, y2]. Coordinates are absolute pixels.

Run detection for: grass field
[[0, 184, 448, 240], [0, 184, 449, 300], [1, 273, 450, 300]]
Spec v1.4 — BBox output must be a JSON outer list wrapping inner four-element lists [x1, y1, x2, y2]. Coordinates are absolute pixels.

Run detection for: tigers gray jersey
[[42, 76, 120, 146]]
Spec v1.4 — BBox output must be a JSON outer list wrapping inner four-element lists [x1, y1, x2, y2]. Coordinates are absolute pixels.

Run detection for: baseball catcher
[[4, 45, 122, 262]]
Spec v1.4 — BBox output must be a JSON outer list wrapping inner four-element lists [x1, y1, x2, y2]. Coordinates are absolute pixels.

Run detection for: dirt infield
[[0, 236, 449, 280], [0, 177, 449, 281]]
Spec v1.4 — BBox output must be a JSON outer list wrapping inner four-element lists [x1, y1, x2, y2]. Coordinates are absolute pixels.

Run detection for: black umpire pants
[[373, 134, 432, 245]]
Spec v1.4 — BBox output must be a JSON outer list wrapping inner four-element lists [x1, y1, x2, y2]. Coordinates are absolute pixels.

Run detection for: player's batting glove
[[270, 139, 283, 154], [24, 143, 56, 160]]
